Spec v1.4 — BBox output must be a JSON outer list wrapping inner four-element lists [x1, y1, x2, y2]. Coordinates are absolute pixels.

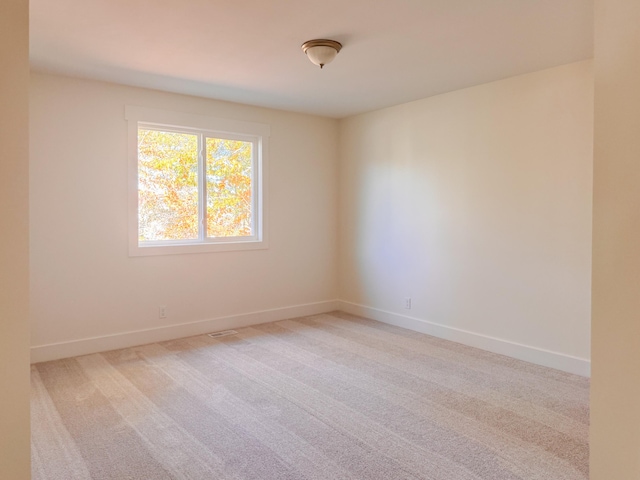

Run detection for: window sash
[[138, 123, 260, 245], [126, 106, 269, 257]]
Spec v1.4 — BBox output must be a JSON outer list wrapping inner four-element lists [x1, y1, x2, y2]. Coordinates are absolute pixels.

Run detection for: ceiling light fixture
[[301, 39, 342, 69]]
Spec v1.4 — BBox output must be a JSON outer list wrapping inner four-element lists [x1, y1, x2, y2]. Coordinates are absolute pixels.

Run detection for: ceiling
[[30, 0, 593, 118]]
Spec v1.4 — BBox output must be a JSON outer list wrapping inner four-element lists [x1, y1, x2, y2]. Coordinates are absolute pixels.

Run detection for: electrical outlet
[[404, 297, 412, 309], [159, 306, 167, 319]]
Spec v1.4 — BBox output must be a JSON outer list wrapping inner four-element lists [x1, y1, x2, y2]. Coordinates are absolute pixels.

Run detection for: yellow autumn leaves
[[138, 129, 252, 242]]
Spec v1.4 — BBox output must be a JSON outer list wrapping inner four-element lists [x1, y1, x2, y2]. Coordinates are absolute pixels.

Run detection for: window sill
[[129, 239, 268, 257]]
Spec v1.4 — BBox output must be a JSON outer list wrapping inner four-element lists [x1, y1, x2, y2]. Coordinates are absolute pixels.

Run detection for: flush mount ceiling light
[[301, 39, 342, 69]]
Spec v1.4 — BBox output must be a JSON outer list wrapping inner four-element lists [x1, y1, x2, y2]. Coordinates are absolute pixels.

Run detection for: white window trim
[[126, 106, 270, 256]]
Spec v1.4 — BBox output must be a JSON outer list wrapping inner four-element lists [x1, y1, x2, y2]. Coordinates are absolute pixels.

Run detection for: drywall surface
[[30, 73, 338, 356], [591, 0, 640, 477], [339, 61, 593, 371], [0, 0, 31, 476]]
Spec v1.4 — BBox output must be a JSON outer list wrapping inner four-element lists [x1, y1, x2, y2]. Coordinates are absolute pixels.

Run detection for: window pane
[[206, 138, 253, 238], [138, 129, 198, 242]]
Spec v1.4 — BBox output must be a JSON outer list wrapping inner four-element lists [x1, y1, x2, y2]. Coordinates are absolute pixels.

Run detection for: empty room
[[2, 0, 640, 479]]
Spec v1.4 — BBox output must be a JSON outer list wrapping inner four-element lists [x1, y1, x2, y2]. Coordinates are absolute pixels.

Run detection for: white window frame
[[126, 106, 269, 256]]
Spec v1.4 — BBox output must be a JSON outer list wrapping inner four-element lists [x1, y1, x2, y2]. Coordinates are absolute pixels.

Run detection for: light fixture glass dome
[[301, 39, 342, 69]]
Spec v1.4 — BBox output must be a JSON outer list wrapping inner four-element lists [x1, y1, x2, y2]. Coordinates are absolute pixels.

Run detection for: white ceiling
[[30, 0, 593, 118]]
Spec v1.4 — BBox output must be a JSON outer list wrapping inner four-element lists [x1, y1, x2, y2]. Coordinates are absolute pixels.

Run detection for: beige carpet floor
[[31, 311, 589, 480]]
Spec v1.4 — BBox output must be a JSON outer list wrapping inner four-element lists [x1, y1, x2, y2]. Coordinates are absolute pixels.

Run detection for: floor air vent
[[207, 330, 238, 338]]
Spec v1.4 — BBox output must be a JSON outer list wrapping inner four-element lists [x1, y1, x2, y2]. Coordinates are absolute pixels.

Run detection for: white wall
[[591, 0, 640, 477], [0, 0, 31, 476], [338, 61, 593, 374], [30, 73, 338, 360], [31, 62, 594, 375]]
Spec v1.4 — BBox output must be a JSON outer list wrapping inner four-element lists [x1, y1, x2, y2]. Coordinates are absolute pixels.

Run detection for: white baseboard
[[338, 300, 591, 377], [31, 300, 340, 364], [32, 299, 591, 377]]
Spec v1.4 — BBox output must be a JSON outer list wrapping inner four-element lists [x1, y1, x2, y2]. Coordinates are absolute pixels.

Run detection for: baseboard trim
[[32, 299, 591, 377], [31, 300, 340, 363], [337, 300, 591, 377]]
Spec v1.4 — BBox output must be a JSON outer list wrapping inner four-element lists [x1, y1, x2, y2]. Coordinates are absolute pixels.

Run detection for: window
[[126, 106, 269, 256]]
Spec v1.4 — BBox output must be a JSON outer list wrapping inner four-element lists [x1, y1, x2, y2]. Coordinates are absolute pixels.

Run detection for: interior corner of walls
[[336, 300, 590, 377]]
